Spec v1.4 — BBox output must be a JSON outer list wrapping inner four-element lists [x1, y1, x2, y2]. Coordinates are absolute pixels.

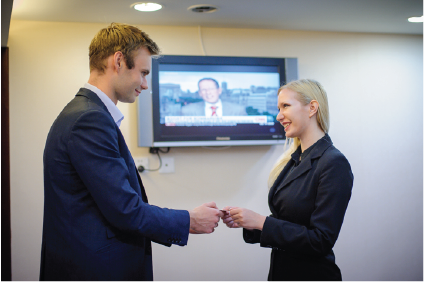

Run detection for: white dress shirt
[[204, 99, 223, 117]]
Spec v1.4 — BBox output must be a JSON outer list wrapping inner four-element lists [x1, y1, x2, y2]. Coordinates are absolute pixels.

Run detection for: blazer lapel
[[270, 134, 333, 199], [272, 158, 312, 197], [76, 88, 148, 202], [200, 101, 206, 115], [268, 159, 294, 215]]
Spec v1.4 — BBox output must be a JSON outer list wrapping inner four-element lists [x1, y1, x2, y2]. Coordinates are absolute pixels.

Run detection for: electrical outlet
[[159, 157, 174, 174], [134, 157, 149, 172]]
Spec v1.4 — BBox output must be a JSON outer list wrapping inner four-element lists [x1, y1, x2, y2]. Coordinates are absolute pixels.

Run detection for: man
[[40, 23, 221, 281], [181, 78, 247, 116]]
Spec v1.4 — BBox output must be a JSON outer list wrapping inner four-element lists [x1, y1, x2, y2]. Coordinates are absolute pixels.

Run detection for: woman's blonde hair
[[268, 79, 330, 187]]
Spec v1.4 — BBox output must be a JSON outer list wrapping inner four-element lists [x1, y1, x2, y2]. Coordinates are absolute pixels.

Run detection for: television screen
[[138, 55, 298, 147]]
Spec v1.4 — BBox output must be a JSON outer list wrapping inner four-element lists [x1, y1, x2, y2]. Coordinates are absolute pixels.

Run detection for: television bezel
[[137, 55, 298, 148]]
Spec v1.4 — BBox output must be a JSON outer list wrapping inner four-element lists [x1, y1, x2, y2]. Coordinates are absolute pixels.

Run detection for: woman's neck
[[299, 125, 325, 152]]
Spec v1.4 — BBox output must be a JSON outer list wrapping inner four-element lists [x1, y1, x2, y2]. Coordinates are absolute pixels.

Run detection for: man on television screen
[[181, 78, 247, 116]]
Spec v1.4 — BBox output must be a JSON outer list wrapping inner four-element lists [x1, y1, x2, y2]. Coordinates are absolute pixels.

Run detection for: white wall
[[8, 20, 423, 281]]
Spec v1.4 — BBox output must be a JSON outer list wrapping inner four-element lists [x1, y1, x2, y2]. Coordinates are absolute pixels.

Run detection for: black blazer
[[40, 88, 190, 281], [244, 134, 353, 281]]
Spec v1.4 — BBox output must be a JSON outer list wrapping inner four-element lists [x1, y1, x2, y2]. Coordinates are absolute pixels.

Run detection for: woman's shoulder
[[323, 144, 346, 158], [319, 143, 352, 169], [313, 135, 346, 160]]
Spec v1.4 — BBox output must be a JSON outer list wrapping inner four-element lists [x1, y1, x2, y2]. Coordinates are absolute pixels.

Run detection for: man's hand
[[188, 202, 223, 234]]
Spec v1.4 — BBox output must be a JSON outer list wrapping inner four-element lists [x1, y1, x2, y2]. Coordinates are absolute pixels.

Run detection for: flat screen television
[[137, 55, 298, 147]]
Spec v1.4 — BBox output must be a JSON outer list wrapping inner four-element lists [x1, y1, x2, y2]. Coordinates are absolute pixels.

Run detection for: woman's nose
[[276, 112, 283, 121]]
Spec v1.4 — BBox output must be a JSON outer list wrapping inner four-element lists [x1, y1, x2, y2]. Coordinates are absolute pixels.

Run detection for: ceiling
[[3, 0, 423, 46]]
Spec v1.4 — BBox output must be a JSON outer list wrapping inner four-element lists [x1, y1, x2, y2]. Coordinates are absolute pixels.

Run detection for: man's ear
[[309, 100, 319, 118], [113, 51, 124, 71]]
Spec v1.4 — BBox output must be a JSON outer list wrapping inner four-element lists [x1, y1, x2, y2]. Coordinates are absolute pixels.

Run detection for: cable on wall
[[137, 147, 170, 172], [198, 25, 207, 56]]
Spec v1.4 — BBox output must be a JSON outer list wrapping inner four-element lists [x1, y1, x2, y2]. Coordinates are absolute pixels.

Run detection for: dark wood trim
[[1, 46, 12, 281]]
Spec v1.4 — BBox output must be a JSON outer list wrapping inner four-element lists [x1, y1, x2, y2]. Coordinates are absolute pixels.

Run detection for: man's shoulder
[[62, 94, 104, 118], [222, 101, 243, 108], [221, 101, 247, 115], [181, 101, 204, 114], [53, 92, 112, 131], [182, 101, 204, 108]]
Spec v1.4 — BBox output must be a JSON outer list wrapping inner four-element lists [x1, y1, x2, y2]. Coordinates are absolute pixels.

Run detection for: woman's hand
[[220, 206, 240, 228], [220, 206, 266, 230]]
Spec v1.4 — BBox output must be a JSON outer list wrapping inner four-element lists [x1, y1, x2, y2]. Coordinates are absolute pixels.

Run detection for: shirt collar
[[83, 83, 124, 127], [291, 135, 323, 165], [205, 99, 222, 108]]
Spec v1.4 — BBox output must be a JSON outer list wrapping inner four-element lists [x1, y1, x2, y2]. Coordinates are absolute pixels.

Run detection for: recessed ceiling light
[[132, 2, 162, 12], [408, 16, 423, 23], [188, 4, 218, 13]]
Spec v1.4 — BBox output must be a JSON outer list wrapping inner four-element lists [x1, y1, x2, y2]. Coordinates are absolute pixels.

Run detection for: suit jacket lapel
[[278, 158, 312, 192], [76, 88, 148, 202], [269, 135, 333, 203], [268, 159, 294, 215], [200, 101, 206, 115]]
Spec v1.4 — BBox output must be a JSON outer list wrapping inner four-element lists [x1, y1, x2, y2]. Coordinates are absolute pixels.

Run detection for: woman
[[222, 79, 353, 281]]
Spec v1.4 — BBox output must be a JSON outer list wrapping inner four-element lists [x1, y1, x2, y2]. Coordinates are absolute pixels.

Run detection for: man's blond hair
[[89, 23, 160, 73]]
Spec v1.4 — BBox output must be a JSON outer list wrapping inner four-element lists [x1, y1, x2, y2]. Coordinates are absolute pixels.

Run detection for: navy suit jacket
[[40, 88, 190, 281], [243, 135, 353, 280], [181, 101, 247, 116]]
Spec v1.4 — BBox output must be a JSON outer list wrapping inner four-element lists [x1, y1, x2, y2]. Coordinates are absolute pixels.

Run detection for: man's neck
[[88, 72, 118, 105]]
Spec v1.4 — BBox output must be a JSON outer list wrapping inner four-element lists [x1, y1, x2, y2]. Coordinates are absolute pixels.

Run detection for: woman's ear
[[309, 100, 319, 118]]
